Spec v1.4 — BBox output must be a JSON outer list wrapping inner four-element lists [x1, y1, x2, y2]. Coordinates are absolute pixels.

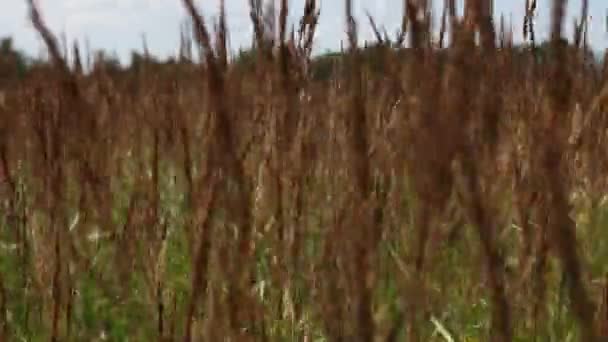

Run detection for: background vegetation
[[1, 0, 608, 341]]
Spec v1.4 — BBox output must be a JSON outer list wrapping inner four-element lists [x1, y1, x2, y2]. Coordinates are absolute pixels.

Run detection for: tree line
[[0, 35, 602, 86]]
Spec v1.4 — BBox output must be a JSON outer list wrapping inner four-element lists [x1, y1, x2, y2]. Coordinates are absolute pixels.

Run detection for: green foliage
[[0, 37, 28, 81]]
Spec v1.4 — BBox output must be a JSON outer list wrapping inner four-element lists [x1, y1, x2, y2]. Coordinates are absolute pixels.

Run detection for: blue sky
[[1, 0, 606, 62]]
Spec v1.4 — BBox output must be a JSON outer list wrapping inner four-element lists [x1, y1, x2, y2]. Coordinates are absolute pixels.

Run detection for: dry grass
[[0, 0, 607, 341]]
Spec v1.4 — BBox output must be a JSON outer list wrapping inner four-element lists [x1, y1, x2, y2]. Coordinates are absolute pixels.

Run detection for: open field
[[1, 0, 608, 341]]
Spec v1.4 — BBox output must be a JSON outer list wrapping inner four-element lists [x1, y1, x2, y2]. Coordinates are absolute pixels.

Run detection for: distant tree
[[309, 44, 395, 81], [310, 52, 341, 81], [129, 50, 168, 74], [90, 50, 123, 76], [230, 48, 259, 73], [0, 37, 28, 83]]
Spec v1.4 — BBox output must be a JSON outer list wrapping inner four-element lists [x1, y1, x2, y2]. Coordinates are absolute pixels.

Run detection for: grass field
[[1, 0, 608, 341]]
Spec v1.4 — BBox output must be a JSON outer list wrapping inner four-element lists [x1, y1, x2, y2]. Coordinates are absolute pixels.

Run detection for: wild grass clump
[[1, 0, 608, 340]]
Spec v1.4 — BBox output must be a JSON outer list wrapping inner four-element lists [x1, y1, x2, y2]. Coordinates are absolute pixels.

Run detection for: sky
[[1, 0, 606, 63]]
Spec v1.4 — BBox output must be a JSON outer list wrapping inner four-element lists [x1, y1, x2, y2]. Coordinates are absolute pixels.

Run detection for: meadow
[[1, 0, 608, 341]]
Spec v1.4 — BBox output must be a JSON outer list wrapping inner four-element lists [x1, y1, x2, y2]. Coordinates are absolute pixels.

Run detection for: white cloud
[[65, 11, 132, 31]]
